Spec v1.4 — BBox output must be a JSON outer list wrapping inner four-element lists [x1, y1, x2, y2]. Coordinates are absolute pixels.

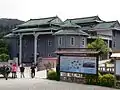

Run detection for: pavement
[[0, 66, 118, 90]]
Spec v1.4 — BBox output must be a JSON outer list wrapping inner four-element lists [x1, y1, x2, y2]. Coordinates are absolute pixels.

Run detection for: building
[[65, 16, 120, 50], [5, 16, 88, 64], [5, 16, 120, 64]]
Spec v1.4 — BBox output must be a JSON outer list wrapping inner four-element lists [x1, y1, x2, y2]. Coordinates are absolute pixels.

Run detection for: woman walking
[[11, 63, 17, 78]]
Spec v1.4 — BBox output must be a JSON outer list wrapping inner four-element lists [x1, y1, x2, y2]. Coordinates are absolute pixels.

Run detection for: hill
[[0, 18, 24, 38]]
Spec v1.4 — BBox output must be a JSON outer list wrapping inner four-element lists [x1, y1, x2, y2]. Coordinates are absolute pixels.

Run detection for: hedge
[[85, 73, 115, 87], [99, 74, 115, 87]]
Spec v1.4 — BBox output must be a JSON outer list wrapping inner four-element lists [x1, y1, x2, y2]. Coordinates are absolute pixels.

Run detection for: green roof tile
[[13, 27, 60, 33], [93, 21, 118, 29], [65, 16, 102, 24], [18, 16, 62, 27], [60, 20, 81, 28]]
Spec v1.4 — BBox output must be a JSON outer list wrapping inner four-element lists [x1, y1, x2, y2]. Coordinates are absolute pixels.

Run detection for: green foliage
[[85, 73, 101, 85], [0, 39, 9, 62], [99, 74, 115, 87], [85, 73, 115, 87], [47, 70, 57, 80], [0, 53, 9, 62], [0, 48, 8, 54], [88, 38, 109, 54], [0, 39, 8, 48]]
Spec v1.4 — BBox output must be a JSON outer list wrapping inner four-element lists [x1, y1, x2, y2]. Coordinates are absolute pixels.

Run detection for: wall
[[97, 30, 112, 36], [37, 35, 56, 58], [112, 30, 120, 50], [22, 35, 34, 63], [7, 37, 19, 59]]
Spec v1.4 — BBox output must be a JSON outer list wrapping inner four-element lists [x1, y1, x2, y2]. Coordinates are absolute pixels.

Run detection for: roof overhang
[[55, 48, 100, 55]]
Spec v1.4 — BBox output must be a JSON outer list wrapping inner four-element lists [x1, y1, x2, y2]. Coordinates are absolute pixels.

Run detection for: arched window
[[70, 37, 75, 46], [58, 37, 62, 46]]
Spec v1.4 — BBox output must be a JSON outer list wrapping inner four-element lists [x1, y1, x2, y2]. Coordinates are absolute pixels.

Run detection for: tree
[[0, 39, 9, 62], [88, 38, 110, 54]]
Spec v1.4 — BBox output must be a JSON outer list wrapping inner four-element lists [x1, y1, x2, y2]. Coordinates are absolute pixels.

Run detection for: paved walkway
[[0, 77, 117, 90], [0, 65, 117, 90]]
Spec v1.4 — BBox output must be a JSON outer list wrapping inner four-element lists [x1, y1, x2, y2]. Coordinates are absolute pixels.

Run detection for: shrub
[[0, 53, 9, 62], [85, 73, 101, 85], [47, 70, 57, 80], [99, 74, 115, 87]]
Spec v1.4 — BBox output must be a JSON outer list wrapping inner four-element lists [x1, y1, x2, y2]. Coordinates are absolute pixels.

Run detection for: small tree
[[0, 53, 9, 62], [88, 38, 110, 59]]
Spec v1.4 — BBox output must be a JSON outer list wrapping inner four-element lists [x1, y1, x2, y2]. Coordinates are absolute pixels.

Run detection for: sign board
[[60, 56, 97, 74], [115, 60, 120, 75]]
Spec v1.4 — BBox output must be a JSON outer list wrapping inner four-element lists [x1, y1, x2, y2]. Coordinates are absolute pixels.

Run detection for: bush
[[0, 48, 8, 55], [47, 70, 57, 80], [85, 73, 101, 85], [0, 53, 9, 62], [99, 74, 115, 87]]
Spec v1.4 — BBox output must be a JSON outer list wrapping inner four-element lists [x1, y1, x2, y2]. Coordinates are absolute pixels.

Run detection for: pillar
[[19, 34, 23, 65], [34, 34, 38, 64], [107, 40, 110, 59], [108, 40, 110, 48]]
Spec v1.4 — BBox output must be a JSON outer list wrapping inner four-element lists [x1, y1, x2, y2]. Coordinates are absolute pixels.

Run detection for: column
[[34, 34, 38, 64], [108, 40, 110, 48], [107, 40, 110, 59], [19, 34, 23, 65]]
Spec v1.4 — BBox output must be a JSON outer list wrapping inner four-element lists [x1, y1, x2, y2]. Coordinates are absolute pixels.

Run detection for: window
[[58, 37, 62, 46], [113, 31, 115, 37], [48, 40, 52, 46], [70, 37, 75, 46], [82, 38, 85, 46], [113, 41, 116, 47]]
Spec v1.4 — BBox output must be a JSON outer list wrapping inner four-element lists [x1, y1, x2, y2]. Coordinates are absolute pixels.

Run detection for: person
[[11, 63, 17, 78], [30, 64, 36, 78], [4, 65, 11, 80], [20, 64, 25, 78]]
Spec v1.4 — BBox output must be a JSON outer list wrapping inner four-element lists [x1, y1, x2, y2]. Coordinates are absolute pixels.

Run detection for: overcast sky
[[0, 0, 120, 21]]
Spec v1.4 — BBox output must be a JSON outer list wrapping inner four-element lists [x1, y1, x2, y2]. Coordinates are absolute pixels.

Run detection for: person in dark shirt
[[20, 64, 25, 78], [30, 64, 36, 78], [4, 65, 11, 80]]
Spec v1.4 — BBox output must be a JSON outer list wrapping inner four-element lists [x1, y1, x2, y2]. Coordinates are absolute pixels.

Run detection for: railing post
[[105, 63, 107, 72]]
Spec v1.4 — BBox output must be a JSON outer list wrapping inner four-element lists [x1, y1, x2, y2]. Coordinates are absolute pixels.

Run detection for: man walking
[[30, 64, 36, 78]]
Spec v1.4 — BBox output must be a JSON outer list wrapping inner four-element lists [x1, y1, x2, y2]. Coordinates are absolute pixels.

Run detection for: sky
[[0, 0, 120, 22]]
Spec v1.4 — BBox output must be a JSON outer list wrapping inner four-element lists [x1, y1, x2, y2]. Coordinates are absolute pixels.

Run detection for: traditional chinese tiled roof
[[13, 27, 60, 33], [93, 21, 120, 30], [18, 16, 62, 27], [64, 16, 102, 24], [60, 20, 81, 28]]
